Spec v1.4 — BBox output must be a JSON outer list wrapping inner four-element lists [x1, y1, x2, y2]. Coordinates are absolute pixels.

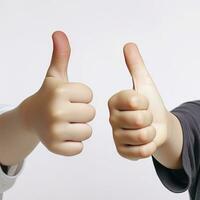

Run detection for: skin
[[0, 31, 95, 166], [108, 43, 183, 169]]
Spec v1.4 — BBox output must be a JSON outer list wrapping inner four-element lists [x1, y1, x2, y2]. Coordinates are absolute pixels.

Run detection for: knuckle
[[47, 108, 66, 123], [138, 147, 151, 158], [123, 114, 131, 124], [125, 133, 134, 143], [49, 109, 63, 121], [138, 130, 150, 143], [53, 85, 65, 96], [129, 95, 139, 108], [109, 115, 117, 125], [134, 113, 144, 126]]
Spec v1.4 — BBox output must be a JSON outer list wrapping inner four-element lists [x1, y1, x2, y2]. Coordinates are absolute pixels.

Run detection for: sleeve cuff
[[0, 160, 24, 193], [152, 110, 192, 193], [152, 156, 189, 193], [0, 104, 24, 193]]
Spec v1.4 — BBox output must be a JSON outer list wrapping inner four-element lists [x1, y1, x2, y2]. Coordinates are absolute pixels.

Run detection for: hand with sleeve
[[19, 31, 96, 156], [108, 43, 183, 169], [0, 31, 96, 166]]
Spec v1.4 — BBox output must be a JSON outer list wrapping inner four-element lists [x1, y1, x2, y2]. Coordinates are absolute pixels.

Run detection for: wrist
[[153, 111, 183, 169], [157, 111, 177, 148], [17, 95, 38, 136], [166, 111, 182, 144]]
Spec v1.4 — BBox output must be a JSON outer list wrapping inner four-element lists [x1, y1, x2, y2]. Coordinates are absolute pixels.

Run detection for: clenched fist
[[20, 31, 96, 156], [108, 43, 170, 160]]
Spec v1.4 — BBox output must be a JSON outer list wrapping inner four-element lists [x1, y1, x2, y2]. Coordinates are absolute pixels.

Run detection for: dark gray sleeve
[[152, 101, 200, 193]]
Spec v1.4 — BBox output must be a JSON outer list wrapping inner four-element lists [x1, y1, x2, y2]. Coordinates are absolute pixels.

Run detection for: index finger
[[108, 89, 149, 111]]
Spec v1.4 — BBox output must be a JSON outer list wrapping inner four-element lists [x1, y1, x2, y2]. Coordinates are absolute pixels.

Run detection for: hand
[[19, 31, 96, 156], [108, 43, 170, 160]]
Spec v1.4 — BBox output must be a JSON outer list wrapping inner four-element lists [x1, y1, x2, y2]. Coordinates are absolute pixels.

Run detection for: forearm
[[153, 112, 183, 169], [0, 105, 39, 166]]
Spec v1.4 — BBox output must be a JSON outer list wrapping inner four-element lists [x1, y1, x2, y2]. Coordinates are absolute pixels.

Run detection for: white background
[[1, 0, 200, 199]]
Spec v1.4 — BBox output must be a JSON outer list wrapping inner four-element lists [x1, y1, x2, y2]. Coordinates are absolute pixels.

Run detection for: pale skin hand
[[108, 43, 183, 169], [0, 31, 95, 166]]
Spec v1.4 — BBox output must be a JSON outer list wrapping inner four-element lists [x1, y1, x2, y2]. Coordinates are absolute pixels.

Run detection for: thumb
[[46, 31, 71, 81], [123, 43, 153, 90]]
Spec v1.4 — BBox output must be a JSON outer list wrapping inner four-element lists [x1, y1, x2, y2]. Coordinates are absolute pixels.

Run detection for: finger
[[114, 126, 156, 145], [64, 103, 95, 123], [50, 141, 83, 156], [110, 110, 153, 129], [108, 89, 149, 111], [46, 31, 71, 81], [117, 141, 156, 159], [52, 123, 92, 142], [123, 43, 153, 89]]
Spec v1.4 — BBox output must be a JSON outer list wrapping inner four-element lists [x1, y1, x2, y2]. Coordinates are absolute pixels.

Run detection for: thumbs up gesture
[[20, 31, 96, 156], [108, 43, 169, 160]]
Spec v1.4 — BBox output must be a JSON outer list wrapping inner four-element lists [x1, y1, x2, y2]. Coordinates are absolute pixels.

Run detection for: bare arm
[[108, 43, 184, 170], [0, 31, 95, 166], [0, 105, 39, 166], [153, 112, 183, 169]]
